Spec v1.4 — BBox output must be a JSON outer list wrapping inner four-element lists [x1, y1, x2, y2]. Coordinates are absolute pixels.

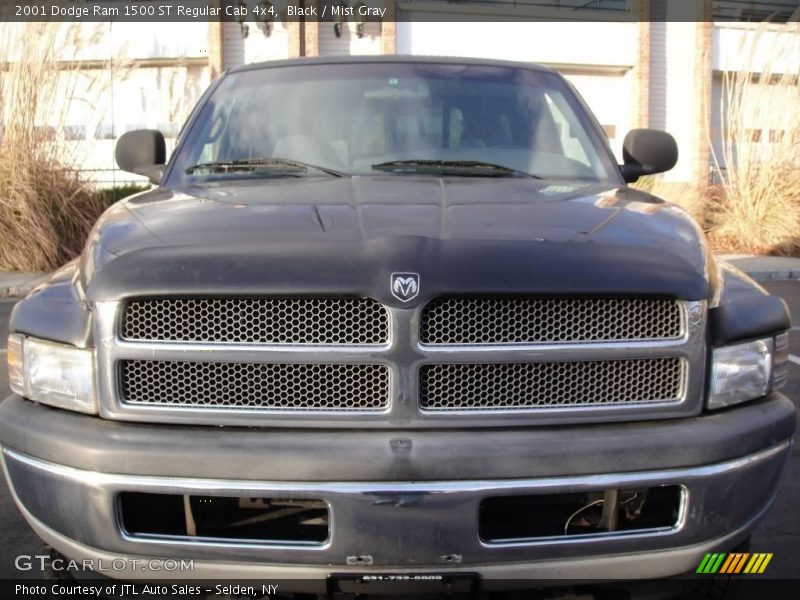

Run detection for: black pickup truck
[[1, 57, 795, 597]]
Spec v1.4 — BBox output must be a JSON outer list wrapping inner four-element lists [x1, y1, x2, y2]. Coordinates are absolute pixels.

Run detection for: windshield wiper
[[185, 158, 345, 177], [371, 159, 542, 179]]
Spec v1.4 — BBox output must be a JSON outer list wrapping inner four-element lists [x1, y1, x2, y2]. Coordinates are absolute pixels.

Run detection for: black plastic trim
[[709, 264, 791, 346]]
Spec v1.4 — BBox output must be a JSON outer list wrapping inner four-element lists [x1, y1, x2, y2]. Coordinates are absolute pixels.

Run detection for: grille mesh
[[419, 359, 684, 410], [120, 361, 390, 410], [121, 298, 389, 345], [420, 298, 682, 345]]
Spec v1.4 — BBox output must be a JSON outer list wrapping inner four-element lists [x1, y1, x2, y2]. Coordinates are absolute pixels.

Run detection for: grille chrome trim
[[121, 298, 390, 345], [94, 300, 707, 428], [419, 359, 686, 412], [120, 361, 390, 411], [421, 298, 684, 345]]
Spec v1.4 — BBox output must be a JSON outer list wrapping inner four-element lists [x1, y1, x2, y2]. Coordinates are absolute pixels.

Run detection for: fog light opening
[[479, 485, 682, 543], [119, 492, 329, 545]]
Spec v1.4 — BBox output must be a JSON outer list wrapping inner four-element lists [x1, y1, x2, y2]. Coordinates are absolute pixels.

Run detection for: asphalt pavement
[[0, 287, 798, 583]]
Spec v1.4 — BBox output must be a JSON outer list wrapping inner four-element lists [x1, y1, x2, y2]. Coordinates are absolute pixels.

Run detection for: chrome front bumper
[[1, 439, 791, 584]]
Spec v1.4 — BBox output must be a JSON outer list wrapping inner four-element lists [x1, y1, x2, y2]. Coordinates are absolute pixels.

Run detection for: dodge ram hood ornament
[[391, 273, 420, 302]]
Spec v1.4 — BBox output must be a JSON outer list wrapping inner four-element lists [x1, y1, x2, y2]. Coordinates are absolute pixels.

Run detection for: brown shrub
[[0, 156, 110, 271], [708, 23, 800, 256], [0, 23, 117, 272]]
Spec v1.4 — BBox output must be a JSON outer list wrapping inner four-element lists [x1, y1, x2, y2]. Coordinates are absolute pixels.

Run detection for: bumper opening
[[119, 492, 329, 545], [479, 485, 683, 542]]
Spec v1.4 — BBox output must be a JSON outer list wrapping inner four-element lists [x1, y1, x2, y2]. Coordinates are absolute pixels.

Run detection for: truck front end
[[1, 57, 795, 595]]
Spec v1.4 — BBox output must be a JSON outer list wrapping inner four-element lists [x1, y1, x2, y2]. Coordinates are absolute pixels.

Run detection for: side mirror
[[620, 129, 678, 183], [115, 129, 166, 185]]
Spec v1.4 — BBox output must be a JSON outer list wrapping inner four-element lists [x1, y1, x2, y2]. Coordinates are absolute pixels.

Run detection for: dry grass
[[636, 24, 800, 257], [0, 158, 111, 271], [0, 23, 113, 272], [707, 23, 800, 255]]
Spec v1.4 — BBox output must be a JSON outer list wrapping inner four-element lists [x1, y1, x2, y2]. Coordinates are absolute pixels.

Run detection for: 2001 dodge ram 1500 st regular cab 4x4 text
[[0, 57, 795, 596]]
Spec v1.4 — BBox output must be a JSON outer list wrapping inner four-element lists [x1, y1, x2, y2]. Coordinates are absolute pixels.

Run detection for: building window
[[713, 1, 799, 23], [768, 129, 785, 143], [95, 124, 117, 140], [420, 0, 631, 16], [63, 126, 86, 141], [33, 126, 56, 141], [747, 128, 763, 142]]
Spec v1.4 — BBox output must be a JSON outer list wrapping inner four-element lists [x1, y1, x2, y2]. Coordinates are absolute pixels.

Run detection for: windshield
[[166, 61, 619, 185]]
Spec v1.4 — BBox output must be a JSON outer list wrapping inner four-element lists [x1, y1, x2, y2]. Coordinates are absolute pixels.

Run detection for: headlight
[[6, 334, 97, 414], [708, 337, 774, 410]]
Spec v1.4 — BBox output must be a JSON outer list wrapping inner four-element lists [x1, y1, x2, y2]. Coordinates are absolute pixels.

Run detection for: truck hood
[[80, 176, 714, 304]]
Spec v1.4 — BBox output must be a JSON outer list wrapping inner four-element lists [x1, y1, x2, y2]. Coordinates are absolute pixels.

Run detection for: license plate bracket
[[328, 572, 480, 596]]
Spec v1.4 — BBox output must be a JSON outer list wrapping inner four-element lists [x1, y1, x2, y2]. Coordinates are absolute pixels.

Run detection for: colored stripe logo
[[696, 553, 773, 574]]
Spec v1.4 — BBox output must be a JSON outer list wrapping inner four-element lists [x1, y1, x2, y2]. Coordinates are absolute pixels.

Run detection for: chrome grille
[[419, 359, 685, 411], [120, 361, 390, 411], [97, 298, 705, 427], [420, 298, 682, 345], [121, 298, 389, 345]]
